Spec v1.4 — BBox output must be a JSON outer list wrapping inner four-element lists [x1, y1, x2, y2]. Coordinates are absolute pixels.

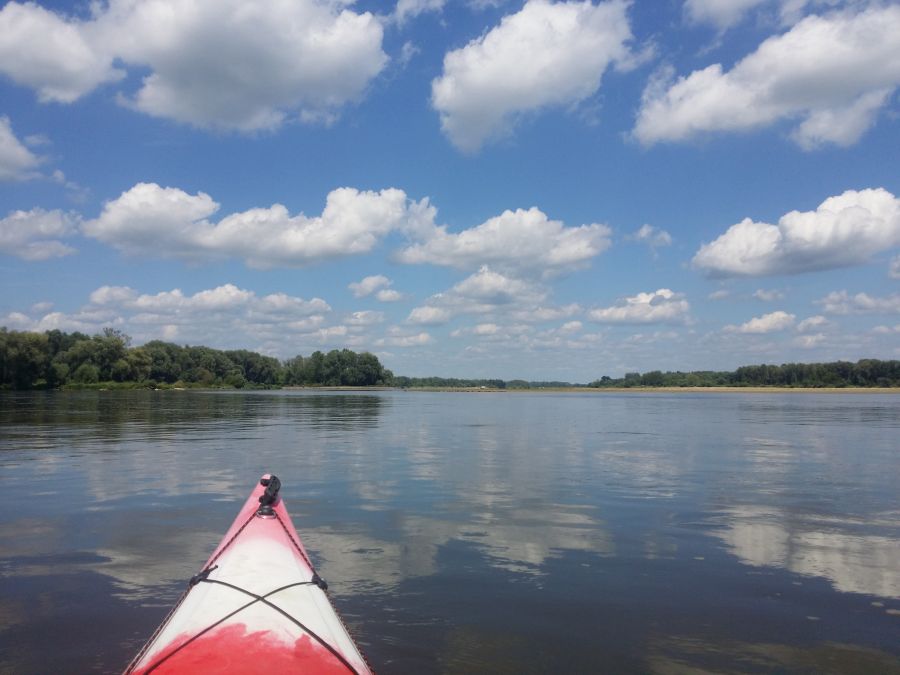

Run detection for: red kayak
[[124, 475, 372, 674]]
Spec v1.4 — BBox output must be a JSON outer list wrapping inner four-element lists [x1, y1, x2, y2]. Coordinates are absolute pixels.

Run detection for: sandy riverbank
[[315, 385, 900, 394]]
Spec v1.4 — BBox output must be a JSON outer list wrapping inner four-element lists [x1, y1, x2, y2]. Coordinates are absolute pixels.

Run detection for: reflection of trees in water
[[278, 394, 384, 430], [0, 391, 385, 443], [738, 398, 900, 429]]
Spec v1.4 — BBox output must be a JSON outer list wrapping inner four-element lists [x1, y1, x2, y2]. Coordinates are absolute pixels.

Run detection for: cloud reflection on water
[[303, 501, 613, 595], [719, 506, 900, 599]]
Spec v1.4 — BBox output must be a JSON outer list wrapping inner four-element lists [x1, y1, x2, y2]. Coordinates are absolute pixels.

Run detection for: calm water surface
[[1, 390, 899, 673]]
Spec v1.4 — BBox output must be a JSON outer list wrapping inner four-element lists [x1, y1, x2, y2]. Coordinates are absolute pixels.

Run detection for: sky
[[0, 0, 898, 380]]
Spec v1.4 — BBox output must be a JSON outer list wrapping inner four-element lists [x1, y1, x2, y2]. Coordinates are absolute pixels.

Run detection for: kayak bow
[[124, 474, 372, 674]]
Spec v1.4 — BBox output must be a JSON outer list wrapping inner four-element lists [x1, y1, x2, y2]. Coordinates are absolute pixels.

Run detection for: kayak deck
[[125, 475, 371, 674]]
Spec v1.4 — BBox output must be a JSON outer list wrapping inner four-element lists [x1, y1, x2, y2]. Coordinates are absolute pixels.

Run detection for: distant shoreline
[[287, 385, 900, 394], [12, 384, 899, 394]]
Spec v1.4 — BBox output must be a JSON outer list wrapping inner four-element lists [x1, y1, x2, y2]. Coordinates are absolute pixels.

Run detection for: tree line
[[391, 377, 577, 389], [588, 360, 900, 388], [394, 363, 899, 389], [392, 376, 508, 389], [0, 328, 393, 389], [1, 327, 897, 390]]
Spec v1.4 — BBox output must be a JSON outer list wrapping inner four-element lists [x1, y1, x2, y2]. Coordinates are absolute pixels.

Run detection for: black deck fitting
[[257, 475, 282, 516]]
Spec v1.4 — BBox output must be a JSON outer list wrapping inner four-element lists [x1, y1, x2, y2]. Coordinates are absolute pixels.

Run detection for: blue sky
[[1, 0, 898, 380]]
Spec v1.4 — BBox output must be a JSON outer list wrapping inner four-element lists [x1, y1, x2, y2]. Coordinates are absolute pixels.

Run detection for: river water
[[1, 389, 898, 673]]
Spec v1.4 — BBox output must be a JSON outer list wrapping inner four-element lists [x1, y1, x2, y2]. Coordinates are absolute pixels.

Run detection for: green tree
[[72, 363, 100, 384], [1, 330, 49, 388], [126, 347, 152, 382], [283, 355, 305, 385], [641, 370, 665, 386], [143, 341, 183, 383]]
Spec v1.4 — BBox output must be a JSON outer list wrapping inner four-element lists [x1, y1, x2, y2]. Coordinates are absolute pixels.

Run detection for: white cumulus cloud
[[7, 282, 453, 357], [793, 332, 825, 348], [0, 0, 387, 131], [753, 288, 784, 301], [90, 283, 329, 318], [0, 208, 78, 260], [407, 306, 453, 326], [396, 206, 611, 277], [684, 0, 770, 29], [451, 322, 505, 337], [817, 290, 900, 315], [375, 330, 433, 347], [796, 315, 827, 332], [0, 117, 42, 181], [10, 282, 343, 354], [692, 188, 900, 277], [1, 312, 33, 330], [520, 304, 582, 322], [684, 0, 835, 30], [346, 310, 385, 326], [392, 0, 446, 24], [407, 266, 554, 325], [82, 183, 433, 268], [449, 266, 547, 305], [349, 274, 391, 298], [630, 223, 672, 248], [376, 289, 403, 302], [588, 288, 690, 324], [725, 310, 796, 333], [0, 2, 123, 103], [3, 309, 122, 334], [431, 0, 635, 152], [473, 322, 503, 335], [348, 274, 402, 301], [75, 182, 614, 276], [890, 255, 900, 279], [634, 5, 900, 148], [558, 320, 583, 334]]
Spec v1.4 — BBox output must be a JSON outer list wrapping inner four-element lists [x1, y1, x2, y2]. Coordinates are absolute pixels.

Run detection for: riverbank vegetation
[[0, 328, 392, 389], [1, 328, 898, 390], [587, 360, 900, 389], [393, 377, 581, 389]]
